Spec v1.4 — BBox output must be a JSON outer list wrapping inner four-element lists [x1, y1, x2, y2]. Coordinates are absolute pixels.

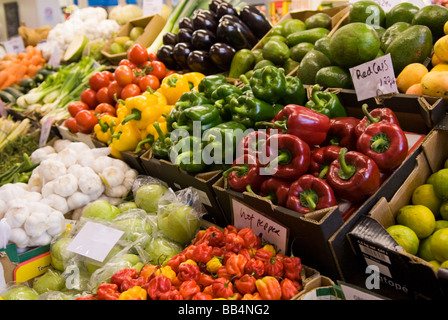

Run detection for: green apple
[[129, 26, 144, 41], [114, 217, 152, 241], [109, 42, 124, 54], [157, 203, 199, 245], [32, 269, 66, 294], [114, 36, 130, 46], [118, 201, 138, 213], [82, 200, 119, 221], [145, 236, 183, 265], [2, 286, 39, 300], [50, 237, 76, 271], [123, 40, 134, 51], [85, 245, 123, 274], [135, 184, 168, 214]]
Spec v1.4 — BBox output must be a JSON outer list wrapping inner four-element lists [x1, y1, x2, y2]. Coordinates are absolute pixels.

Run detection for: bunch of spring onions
[[15, 56, 106, 125], [0, 115, 32, 152]]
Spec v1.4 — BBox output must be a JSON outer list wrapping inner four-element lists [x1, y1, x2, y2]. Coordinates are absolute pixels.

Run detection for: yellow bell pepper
[[206, 256, 222, 273], [180, 259, 197, 266], [157, 265, 177, 282], [183, 72, 205, 89], [108, 122, 141, 159], [118, 286, 147, 300], [93, 114, 117, 144], [159, 73, 191, 105], [262, 244, 276, 256]]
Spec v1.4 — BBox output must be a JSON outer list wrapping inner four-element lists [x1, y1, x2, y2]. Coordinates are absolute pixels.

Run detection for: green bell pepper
[[151, 122, 174, 160], [279, 76, 306, 106], [249, 65, 287, 104], [304, 84, 347, 118], [171, 104, 223, 133], [198, 74, 228, 99], [229, 94, 280, 128], [171, 135, 206, 173], [211, 84, 243, 121], [175, 151, 207, 173], [175, 91, 211, 110]]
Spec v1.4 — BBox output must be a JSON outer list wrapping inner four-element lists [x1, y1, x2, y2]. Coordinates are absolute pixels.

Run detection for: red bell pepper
[[177, 263, 201, 282], [254, 248, 274, 264], [280, 278, 299, 300], [234, 274, 257, 295], [237, 227, 261, 249], [258, 177, 291, 206], [191, 242, 213, 263], [325, 117, 360, 151], [356, 122, 408, 172], [262, 133, 311, 181], [264, 255, 284, 278], [96, 283, 120, 300], [212, 277, 234, 299], [179, 280, 201, 299], [110, 268, 139, 288], [283, 255, 303, 281], [309, 145, 342, 179], [76, 294, 96, 300], [166, 254, 187, 273], [286, 174, 338, 214], [237, 129, 269, 158], [197, 273, 215, 288], [255, 276, 282, 300], [192, 292, 213, 300], [326, 147, 381, 203], [223, 232, 245, 253], [217, 265, 233, 280], [256, 104, 331, 146], [244, 258, 265, 278], [193, 226, 224, 247], [225, 253, 248, 278], [354, 103, 400, 138], [223, 154, 266, 193], [159, 289, 184, 300], [146, 275, 173, 300]]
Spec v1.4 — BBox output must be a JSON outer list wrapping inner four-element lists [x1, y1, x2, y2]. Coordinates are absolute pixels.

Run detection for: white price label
[[143, 0, 163, 16], [48, 46, 61, 68], [0, 100, 7, 118], [66, 221, 124, 262], [2, 36, 25, 54], [349, 53, 398, 101], [232, 198, 288, 253], [39, 116, 54, 147]]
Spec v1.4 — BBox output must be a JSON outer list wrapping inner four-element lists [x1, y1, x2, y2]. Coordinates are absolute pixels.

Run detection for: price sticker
[[231, 198, 288, 253], [143, 0, 163, 16], [48, 46, 61, 68], [0, 100, 7, 118], [2, 36, 25, 54], [349, 53, 398, 101], [39, 116, 54, 147]]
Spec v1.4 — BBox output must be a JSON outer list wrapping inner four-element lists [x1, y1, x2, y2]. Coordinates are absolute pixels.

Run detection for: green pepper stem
[[337, 147, 356, 181], [305, 194, 317, 211], [318, 165, 329, 179], [246, 184, 254, 194], [153, 121, 166, 141], [265, 150, 292, 172], [172, 122, 191, 131], [255, 120, 287, 131], [167, 76, 178, 87], [135, 137, 153, 153], [233, 106, 248, 115], [362, 104, 378, 124], [122, 109, 141, 124], [98, 119, 109, 132], [239, 74, 250, 85], [222, 164, 249, 178], [108, 131, 122, 144], [370, 132, 390, 153]]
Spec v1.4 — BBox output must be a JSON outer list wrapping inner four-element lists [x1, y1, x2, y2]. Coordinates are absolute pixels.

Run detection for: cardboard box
[[346, 124, 448, 300], [140, 149, 229, 227], [101, 14, 166, 64], [213, 92, 444, 280]]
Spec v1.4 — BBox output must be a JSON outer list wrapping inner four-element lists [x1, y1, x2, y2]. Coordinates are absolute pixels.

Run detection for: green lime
[[430, 228, 448, 262], [427, 172, 437, 184], [386, 224, 420, 255], [412, 184, 442, 217], [433, 168, 448, 200], [109, 42, 124, 54], [435, 220, 448, 232], [441, 260, 448, 269], [417, 235, 435, 261], [428, 260, 441, 271], [396, 204, 436, 239], [440, 201, 448, 221]]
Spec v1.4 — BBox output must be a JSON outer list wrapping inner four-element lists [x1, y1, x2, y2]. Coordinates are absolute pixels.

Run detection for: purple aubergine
[[173, 42, 193, 70], [157, 44, 178, 70], [178, 17, 194, 30], [209, 42, 235, 70], [187, 50, 218, 74], [177, 28, 193, 44], [163, 32, 178, 46], [192, 12, 218, 33], [216, 2, 237, 19], [239, 5, 272, 39], [191, 29, 216, 50]]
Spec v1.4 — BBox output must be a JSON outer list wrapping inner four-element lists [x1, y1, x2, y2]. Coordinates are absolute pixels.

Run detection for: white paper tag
[[143, 0, 163, 16], [232, 198, 288, 253], [0, 100, 7, 118], [66, 221, 124, 262], [39, 116, 54, 147], [349, 54, 398, 101], [2, 36, 25, 54], [48, 46, 61, 68]]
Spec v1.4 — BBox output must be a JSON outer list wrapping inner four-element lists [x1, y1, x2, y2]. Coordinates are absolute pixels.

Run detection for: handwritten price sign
[[349, 53, 398, 101], [231, 198, 288, 253]]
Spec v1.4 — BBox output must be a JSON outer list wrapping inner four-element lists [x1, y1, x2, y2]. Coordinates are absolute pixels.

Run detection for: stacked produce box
[[1, 0, 448, 301]]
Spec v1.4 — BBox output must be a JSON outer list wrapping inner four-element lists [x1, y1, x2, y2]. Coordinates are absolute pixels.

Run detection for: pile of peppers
[[92, 72, 205, 159], [79, 225, 304, 300], [225, 95, 409, 214]]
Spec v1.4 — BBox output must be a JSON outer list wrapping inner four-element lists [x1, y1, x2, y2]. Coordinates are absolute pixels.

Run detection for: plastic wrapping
[[156, 187, 207, 245], [132, 175, 169, 215], [0, 284, 39, 300], [144, 235, 184, 266]]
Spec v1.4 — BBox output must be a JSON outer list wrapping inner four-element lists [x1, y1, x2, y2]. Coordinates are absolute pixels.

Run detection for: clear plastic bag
[[132, 175, 169, 214], [156, 187, 207, 245]]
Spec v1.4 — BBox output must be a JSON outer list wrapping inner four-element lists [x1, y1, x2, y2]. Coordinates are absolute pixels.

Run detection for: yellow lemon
[[428, 260, 441, 271], [435, 219, 448, 232], [417, 235, 435, 261], [411, 184, 442, 217], [430, 228, 448, 263], [396, 205, 436, 239], [441, 260, 448, 269], [386, 224, 420, 255]]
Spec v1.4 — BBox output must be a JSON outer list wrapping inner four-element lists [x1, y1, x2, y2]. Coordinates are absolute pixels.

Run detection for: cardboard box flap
[[422, 127, 448, 173], [348, 215, 400, 252], [369, 197, 395, 228]]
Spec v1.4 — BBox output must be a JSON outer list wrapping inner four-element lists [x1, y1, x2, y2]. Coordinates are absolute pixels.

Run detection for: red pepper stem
[[265, 150, 292, 173], [318, 165, 329, 179], [362, 104, 378, 124], [255, 120, 287, 131], [222, 164, 249, 178], [337, 148, 356, 180], [305, 195, 317, 211], [299, 189, 318, 212], [264, 193, 276, 203], [246, 184, 254, 193], [122, 109, 142, 124], [370, 132, 390, 153]]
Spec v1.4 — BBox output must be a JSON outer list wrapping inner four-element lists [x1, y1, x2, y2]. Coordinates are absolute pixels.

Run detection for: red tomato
[[127, 43, 149, 65], [149, 60, 167, 80], [102, 70, 115, 81], [96, 87, 114, 105], [89, 72, 110, 91], [133, 70, 144, 85], [67, 101, 89, 118], [114, 65, 134, 87], [75, 110, 98, 134], [94, 103, 116, 116], [80, 88, 98, 109], [139, 74, 160, 91], [121, 83, 141, 100], [148, 52, 158, 62], [64, 117, 78, 133], [165, 70, 176, 78], [107, 81, 123, 101], [118, 58, 137, 70]]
